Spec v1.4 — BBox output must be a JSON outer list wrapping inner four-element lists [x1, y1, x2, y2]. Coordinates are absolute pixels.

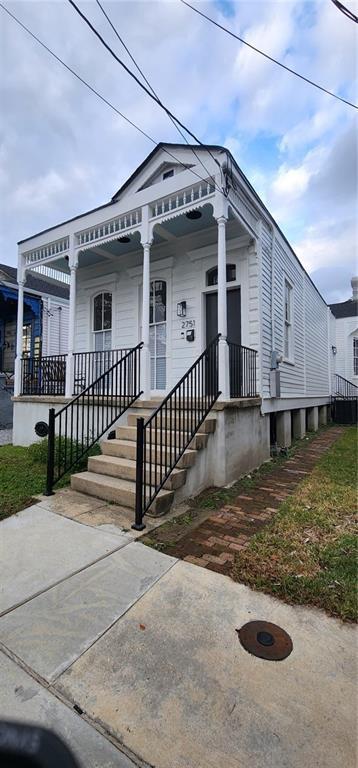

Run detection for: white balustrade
[[76, 207, 142, 247], [23, 237, 70, 266], [150, 179, 215, 219]]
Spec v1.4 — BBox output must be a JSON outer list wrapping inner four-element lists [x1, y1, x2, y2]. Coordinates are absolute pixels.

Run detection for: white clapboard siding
[[304, 274, 330, 396], [41, 297, 69, 356], [260, 221, 273, 398]]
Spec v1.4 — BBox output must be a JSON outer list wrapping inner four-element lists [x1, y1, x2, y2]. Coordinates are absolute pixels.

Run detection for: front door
[[205, 288, 241, 395]]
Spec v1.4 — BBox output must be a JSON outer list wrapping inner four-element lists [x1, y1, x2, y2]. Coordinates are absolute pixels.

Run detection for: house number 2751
[[181, 320, 195, 329]]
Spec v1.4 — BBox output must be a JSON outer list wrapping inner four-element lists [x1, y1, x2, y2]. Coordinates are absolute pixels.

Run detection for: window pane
[[156, 323, 166, 356], [154, 280, 166, 323], [156, 357, 166, 389], [94, 332, 104, 351], [226, 264, 236, 282], [207, 268, 217, 286], [149, 283, 154, 325], [284, 325, 289, 358], [103, 293, 112, 330], [103, 331, 112, 351], [93, 294, 103, 331], [354, 338, 358, 376]]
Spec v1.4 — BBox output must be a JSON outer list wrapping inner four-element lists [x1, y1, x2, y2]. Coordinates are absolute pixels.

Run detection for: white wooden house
[[329, 277, 358, 390], [12, 143, 335, 527]]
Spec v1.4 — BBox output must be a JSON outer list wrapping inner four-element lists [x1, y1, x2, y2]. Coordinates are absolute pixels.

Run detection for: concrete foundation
[[276, 410, 292, 448], [319, 405, 328, 426], [307, 405, 319, 432], [292, 408, 306, 440]]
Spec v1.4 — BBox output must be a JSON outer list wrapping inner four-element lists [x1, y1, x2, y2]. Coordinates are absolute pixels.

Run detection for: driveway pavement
[[0, 497, 356, 768]]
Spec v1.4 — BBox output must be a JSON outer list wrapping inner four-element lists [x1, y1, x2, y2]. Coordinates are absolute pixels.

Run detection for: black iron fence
[[228, 341, 258, 398], [45, 343, 142, 494], [133, 335, 220, 530], [21, 355, 67, 396], [73, 349, 132, 394]]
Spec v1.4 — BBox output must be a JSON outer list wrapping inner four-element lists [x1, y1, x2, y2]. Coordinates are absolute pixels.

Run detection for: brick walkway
[[169, 426, 345, 576]]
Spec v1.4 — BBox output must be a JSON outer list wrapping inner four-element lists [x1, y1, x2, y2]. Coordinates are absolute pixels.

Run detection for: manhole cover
[[237, 620, 293, 661]]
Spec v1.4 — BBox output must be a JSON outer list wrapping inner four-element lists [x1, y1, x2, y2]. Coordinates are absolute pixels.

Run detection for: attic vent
[[163, 169, 174, 180]]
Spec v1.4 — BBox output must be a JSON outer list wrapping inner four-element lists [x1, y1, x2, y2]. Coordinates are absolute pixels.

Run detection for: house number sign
[[181, 320, 195, 329]]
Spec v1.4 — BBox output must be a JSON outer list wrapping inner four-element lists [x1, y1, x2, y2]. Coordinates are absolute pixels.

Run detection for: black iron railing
[[46, 343, 142, 494], [228, 341, 258, 398], [21, 355, 67, 396], [133, 335, 220, 530], [73, 348, 132, 394], [334, 373, 358, 399]]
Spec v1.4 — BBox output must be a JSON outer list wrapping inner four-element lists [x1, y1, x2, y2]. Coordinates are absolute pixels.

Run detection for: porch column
[[216, 214, 230, 399], [65, 257, 78, 398], [14, 273, 26, 397], [140, 240, 151, 400]]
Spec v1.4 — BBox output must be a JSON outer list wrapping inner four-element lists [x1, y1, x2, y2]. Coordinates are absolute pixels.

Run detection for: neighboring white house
[[0, 263, 69, 380], [329, 277, 358, 387], [11, 143, 336, 520]]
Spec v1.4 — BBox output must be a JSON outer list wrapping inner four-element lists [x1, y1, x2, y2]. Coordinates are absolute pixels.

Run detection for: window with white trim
[[353, 337, 358, 376], [93, 292, 112, 351], [284, 279, 293, 360], [149, 280, 167, 390]]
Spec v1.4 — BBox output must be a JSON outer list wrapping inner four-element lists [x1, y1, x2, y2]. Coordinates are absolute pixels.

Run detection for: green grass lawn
[[0, 439, 100, 521], [233, 426, 358, 622], [0, 444, 48, 520]]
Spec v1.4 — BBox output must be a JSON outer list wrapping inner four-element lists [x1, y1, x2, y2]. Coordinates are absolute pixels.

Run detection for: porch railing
[[133, 335, 220, 530], [45, 343, 142, 494], [21, 355, 67, 396], [228, 342, 258, 398], [334, 373, 358, 399], [73, 349, 132, 394]]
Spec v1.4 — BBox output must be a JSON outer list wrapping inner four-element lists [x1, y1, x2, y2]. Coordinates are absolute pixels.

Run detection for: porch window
[[149, 280, 166, 390], [284, 279, 293, 360], [353, 337, 358, 376], [22, 324, 32, 358], [93, 292, 112, 351], [206, 264, 236, 286]]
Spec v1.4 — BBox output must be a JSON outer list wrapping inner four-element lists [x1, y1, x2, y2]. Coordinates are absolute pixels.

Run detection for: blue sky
[[0, 0, 357, 302]]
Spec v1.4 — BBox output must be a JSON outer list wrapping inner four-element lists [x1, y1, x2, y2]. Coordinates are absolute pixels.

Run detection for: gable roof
[[16, 142, 328, 306], [329, 298, 358, 319], [0, 264, 70, 300]]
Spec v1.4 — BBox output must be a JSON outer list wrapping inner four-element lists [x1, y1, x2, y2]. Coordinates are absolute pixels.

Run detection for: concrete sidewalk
[[0, 499, 356, 768]]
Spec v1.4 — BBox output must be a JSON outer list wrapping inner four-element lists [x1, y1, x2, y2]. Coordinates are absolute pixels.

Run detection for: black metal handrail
[[133, 335, 220, 530], [21, 355, 67, 396], [45, 343, 142, 494], [334, 373, 358, 399], [73, 348, 132, 394], [228, 341, 258, 398]]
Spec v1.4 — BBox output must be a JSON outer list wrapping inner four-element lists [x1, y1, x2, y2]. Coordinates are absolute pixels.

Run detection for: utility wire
[[0, 3, 220, 195], [180, 0, 357, 110], [67, 0, 223, 172], [94, 0, 218, 190], [331, 0, 358, 23]]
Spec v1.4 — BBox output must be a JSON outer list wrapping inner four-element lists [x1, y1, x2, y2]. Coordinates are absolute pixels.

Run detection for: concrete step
[[115, 425, 208, 450], [101, 439, 198, 468], [127, 412, 216, 433], [71, 471, 174, 515], [88, 454, 187, 490]]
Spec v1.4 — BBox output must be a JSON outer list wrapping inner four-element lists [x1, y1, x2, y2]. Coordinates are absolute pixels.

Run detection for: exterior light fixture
[[177, 301, 187, 317], [118, 235, 131, 243], [332, 345, 337, 355], [186, 209, 202, 220]]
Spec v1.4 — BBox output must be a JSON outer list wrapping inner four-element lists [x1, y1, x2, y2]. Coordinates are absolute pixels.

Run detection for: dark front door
[[205, 288, 241, 395], [205, 288, 241, 345]]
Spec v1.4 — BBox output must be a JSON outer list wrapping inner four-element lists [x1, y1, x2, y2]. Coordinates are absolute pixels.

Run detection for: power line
[[331, 0, 358, 23], [94, 0, 218, 190], [0, 3, 220, 194], [67, 0, 223, 172], [180, 0, 358, 110]]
